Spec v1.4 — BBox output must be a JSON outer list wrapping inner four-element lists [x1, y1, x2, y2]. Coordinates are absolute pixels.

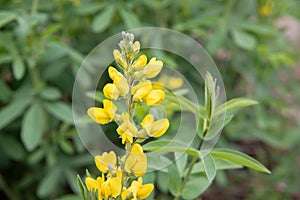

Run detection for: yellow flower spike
[[94, 151, 117, 173], [87, 100, 117, 124], [143, 57, 163, 78], [103, 83, 120, 100], [133, 55, 147, 71], [124, 143, 147, 177], [117, 113, 138, 144], [113, 49, 127, 69], [132, 80, 152, 102], [141, 114, 170, 138], [144, 89, 165, 106]]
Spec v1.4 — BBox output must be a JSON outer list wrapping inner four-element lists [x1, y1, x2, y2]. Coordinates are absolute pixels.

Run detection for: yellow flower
[[117, 113, 138, 144], [141, 114, 169, 138], [87, 99, 117, 124], [95, 151, 117, 173], [122, 177, 154, 200], [100, 177, 122, 198], [143, 57, 163, 78], [103, 83, 119, 100], [133, 55, 147, 71], [132, 80, 152, 102], [157, 75, 183, 90], [259, 0, 273, 16], [144, 89, 165, 106], [85, 175, 104, 192], [113, 49, 127, 69], [125, 143, 147, 177]]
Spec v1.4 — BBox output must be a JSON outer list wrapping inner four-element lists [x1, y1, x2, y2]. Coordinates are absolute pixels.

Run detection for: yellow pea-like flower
[[122, 177, 154, 200], [124, 143, 147, 177], [95, 151, 117, 173], [133, 55, 147, 71], [87, 99, 117, 124], [132, 80, 152, 102], [108, 66, 129, 96], [103, 83, 120, 100], [143, 57, 163, 78], [141, 114, 169, 138], [100, 177, 122, 198], [144, 89, 165, 106], [117, 113, 138, 144], [113, 49, 127, 69]]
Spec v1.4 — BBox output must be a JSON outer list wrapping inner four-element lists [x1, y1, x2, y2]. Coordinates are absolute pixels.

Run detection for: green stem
[[31, 0, 39, 15]]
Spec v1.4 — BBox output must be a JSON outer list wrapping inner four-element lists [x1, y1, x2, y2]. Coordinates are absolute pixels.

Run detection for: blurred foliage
[[0, 0, 299, 199]]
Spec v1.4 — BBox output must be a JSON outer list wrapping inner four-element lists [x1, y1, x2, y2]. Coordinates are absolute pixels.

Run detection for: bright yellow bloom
[[85, 176, 104, 192], [143, 57, 163, 78], [122, 177, 154, 200], [117, 113, 138, 144], [95, 151, 117, 173], [113, 49, 127, 69], [133, 55, 147, 71], [104, 67, 129, 100], [125, 143, 147, 177], [132, 80, 152, 102], [87, 100, 117, 124], [103, 83, 119, 100], [100, 177, 122, 198], [157, 75, 184, 90], [141, 114, 169, 138], [144, 89, 165, 106]]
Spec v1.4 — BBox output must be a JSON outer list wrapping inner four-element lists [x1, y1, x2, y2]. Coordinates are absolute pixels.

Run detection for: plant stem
[[31, 0, 39, 15]]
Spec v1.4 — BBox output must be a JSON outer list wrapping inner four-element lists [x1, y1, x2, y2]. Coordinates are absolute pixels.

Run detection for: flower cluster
[[85, 32, 170, 200]]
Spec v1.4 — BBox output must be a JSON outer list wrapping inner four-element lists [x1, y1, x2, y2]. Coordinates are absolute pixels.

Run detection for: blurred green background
[[0, 0, 299, 199]]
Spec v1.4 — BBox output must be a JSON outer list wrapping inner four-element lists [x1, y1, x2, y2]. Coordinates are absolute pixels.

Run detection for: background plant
[[0, 0, 299, 199]]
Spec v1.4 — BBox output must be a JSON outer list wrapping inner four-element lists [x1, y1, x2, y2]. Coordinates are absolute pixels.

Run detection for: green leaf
[[75, 2, 107, 15], [200, 154, 216, 182], [232, 29, 257, 50], [143, 140, 198, 156], [40, 87, 61, 100], [0, 80, 12, 102], [203, 114, 233, 140], [12, 56, 25, 80], [0, 97, 31, 130], [191, 157, 242, 174], [168, 164, 182, 196], [214, 98, 258, 116], [211, 148, 271, 174], [0, 11, 16, 28], [77, 175, 87, 200], [175, 152, 188, 177], [92, 5, 115, 33], [0, 134, 25, 160], [21, 103, 45, 151], [181, 173, 211, 199], [119, 9, 141, 29], [37, 168, 61, 198], [44, 102, 74, 124]]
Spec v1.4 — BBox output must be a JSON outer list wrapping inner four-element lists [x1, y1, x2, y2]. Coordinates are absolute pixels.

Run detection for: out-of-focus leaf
[[143, 140, 198, 156], [77, 175, 87, 200], [232, 29, 257, 50], [0, 80, 12, 102], [56, 195, 81, 200], [175, 152, 187, 177], [0, 97, 31, 130], [59, 139, 74, 155], [64, 170, 79, 193], [44, 102, 74, 124], [37, 168, 61, 198], [211, 148, 271, 174], [21, 103, 45, 151], [119, 9, 141, 29], [40, 87, 61, 100], [200, 154, 216, 182], [168, 163, 182, 196], [38, 43, 68, 64], [207, 29, 227, 54], [91, 5, 115, 33], [75, 2, 107, 15], [12, 57, 25, 80], [0, 134, 25, 160], [181, 173, 211, 199], [0, 11, 16, 28]]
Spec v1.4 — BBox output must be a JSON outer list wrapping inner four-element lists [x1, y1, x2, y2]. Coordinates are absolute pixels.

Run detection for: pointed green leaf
[[40, 87, 61, 100], [44, 102, 73, 124], [12, 56, 25, 80], [0, 11, 16, 28], [21, 103, 45, 151], [92, 5, 115, 33], [211, 148, 271, 174], [200, 154, 216, 182], [77, 175, 87, 200], [143, 140, 198, 156], [232, 29, 257, 50], [214, 98, 258, 116], [37, 168, 61, 198], [119, 9, 141, 29], [168, 164, 182, 196]]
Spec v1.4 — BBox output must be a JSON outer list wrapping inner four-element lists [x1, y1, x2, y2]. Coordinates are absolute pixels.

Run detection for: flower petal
[[143, 57, 163, 78], [144, 89, 165, 106], [87, 107, 111, 124]]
